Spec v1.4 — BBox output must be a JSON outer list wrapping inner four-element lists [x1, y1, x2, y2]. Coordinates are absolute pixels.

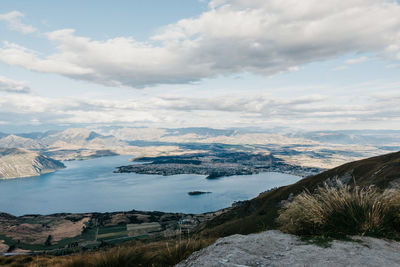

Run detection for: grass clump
[[63, 234, 213, 267], [0, 235, 213, 267], [65, 246, 149, 267], [277, 181, 400, 238], [160, 233, 207, 265]]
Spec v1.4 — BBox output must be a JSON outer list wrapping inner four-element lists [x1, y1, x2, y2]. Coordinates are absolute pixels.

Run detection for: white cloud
[[0, 88, 399, 129], [332, 66, 349, 72], [0, 41, 92, 75], [0, 76, 30, 93], [208, 0, 229, 9], [345, 56, 369, 64], [0, 11, 36, 34], [157, 94, 329, 115], [0, 1, 400, 87], [386, 64, 399, 69]]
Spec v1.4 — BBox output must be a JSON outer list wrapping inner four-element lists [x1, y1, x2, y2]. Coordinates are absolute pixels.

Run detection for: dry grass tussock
[[0, 234, 214, 267], [62, 234, 212, 267], [277, 181, 400, 238]]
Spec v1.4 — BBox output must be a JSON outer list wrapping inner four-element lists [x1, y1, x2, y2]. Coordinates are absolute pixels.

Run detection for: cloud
[[0, 76, 30, 93], [332, 66, 349, 72], [0, 11, 36, 34], [0, 41, 92, 75], [1, 1, 400, 87], [386, 64, 399, 69], [0, 87, 399, 129], [156, 94, 329, 115], [345, 56, 369, 64]]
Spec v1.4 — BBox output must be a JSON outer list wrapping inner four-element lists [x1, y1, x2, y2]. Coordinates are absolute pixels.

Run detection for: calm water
[[0, 155, 301, 216]]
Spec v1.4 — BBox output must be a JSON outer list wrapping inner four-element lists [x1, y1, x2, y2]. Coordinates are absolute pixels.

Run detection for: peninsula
[[115, 151, 322, 178], [0, 148, 65, 179]]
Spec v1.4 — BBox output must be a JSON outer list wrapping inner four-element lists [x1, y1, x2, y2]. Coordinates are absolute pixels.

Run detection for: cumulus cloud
[[0, 11, 36, 34], [0, 41, 92, 75], [1, 0, 400, 87], [0, 76, 30, 93]]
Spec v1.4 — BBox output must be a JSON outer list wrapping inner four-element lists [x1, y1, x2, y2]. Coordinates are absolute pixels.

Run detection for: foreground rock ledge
[[177, 230, 400, 267]]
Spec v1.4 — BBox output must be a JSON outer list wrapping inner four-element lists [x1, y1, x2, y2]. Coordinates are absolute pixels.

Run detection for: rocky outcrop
[[178, 230, 400, 267], [0, 148, 65, 179]]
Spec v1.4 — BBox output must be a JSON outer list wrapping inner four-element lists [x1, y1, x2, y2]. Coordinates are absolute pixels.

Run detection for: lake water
[[0, 155, 302, 216]]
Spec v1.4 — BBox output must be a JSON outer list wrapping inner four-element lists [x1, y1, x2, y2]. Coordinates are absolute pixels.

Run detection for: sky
[[1, 0, 400, 132]]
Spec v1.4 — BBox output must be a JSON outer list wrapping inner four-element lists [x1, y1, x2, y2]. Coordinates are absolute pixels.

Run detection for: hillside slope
[[0, 148, 65, 179], [200, 151, 400, 237]]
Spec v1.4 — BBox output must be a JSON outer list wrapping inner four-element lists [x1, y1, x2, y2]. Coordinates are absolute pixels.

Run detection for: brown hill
[[200, 151, 400, 238], [0, 148, 65, 179]]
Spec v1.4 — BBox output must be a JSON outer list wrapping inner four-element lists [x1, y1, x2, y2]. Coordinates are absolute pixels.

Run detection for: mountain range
[[0, 126, 400, 179]]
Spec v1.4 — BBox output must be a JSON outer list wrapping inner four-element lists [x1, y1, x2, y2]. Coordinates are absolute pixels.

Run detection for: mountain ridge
[[199, 151, 400, 237]]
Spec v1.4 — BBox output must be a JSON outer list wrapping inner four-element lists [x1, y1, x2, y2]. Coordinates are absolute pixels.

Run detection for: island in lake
[[188, 191, 211, 196]]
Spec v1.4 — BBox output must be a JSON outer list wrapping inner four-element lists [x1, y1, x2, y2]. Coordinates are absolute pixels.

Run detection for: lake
[[0, 155, 302, 216]]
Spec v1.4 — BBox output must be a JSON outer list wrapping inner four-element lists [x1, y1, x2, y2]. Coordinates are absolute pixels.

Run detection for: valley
[[2, 149, 400, 259], [0, 209, 224, 255], [1, 126, 400, 260]]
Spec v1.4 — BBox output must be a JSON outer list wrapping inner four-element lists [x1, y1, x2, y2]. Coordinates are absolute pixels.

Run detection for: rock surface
[[177, 230, 400, 267]]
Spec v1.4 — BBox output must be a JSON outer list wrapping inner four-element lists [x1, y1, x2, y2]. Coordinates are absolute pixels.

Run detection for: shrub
[[277, 181, 400, 238]]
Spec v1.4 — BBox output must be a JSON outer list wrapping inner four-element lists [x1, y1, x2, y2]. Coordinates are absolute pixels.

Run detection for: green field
[[98, 225, 127, 235]]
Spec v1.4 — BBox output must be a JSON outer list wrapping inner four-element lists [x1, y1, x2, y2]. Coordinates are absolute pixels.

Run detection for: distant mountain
[[40, 128, 126, 148], [201, 151, 400, 237], [99, 127, 237, 141], [16, 130, 59, 140], [101, 127, 168, 141], [40, 128, 99, 146], [0, 148, 65, 179], [0, 135, 43, 149], [288, 130, 400, 145], [164, 127, 237, 138], [0, 127, 398, 168]]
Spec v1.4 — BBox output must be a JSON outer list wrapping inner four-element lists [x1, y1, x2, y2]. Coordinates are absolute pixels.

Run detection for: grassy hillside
[[200, 151, 400, 237]]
